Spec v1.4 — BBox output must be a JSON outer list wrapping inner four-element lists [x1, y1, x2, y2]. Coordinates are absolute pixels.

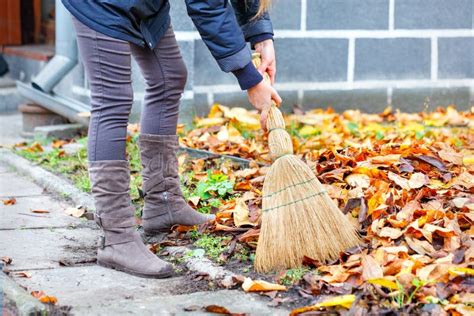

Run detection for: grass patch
[[193, 233, 231, 262]]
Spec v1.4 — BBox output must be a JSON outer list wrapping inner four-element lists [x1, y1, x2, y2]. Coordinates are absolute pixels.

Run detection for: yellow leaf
[[299, 125, 319, 137], [463, 155, 474, 166], [196, 117, 226, 128], [242, 277, 287, 292], [208, 103, 224, 118], [368, 278, 399, 290], [290, 295, 356, 315], [317, 295, 356, 308], [448, 267, 474, 277]]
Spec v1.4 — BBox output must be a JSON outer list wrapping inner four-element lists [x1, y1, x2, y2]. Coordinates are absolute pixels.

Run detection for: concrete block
[[0, 87, 24, 112], [303, 89, 388, 113], [2, 55, 46, 82], [275, 38, 348, 82], [193, 93, 211, 114], [178, 40, 195, 90], [392, 87, 472, 112], [170, 1, 195, 31], [0, 195, 80, 230], [395, 0, 473, 29], [0, 226, 98, 270], [270, 0, 301, 30], [0, 172, 44, 197], [355, 38, 431, 80], [0, 163, 11, 173], [438, 38, 474, 79], [308, 0, 389, 30], [12, 265, 189, 310], [34, 124, 86, 141]]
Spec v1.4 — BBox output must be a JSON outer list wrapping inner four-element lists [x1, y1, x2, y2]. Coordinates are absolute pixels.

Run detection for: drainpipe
[[17, 0, 90, 125], [31, 0, 77, 93]]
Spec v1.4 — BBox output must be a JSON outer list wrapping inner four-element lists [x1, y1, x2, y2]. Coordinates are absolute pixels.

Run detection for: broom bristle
[[255, 155, 361, 273]]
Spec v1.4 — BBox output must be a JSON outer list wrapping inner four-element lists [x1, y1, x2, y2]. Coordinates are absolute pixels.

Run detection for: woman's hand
[[254, 39, 276, 84], [247, 80, 282, 131]]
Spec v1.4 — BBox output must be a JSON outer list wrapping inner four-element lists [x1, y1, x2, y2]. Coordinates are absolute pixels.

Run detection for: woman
[[61, 0, 281, 278]]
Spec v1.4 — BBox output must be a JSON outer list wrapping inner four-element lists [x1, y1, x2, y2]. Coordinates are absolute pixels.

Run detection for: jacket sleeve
[[185, 0, 263, 90], [230, 0, 274, 47]]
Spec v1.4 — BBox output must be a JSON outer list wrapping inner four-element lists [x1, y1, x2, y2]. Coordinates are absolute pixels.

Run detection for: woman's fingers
[[260, 106, 270, 131], [257, 59, 270, 75], [271, 87, 282, 106]]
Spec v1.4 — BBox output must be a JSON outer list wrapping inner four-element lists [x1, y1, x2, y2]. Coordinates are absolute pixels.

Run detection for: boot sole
[[97, 260, 173, 279]]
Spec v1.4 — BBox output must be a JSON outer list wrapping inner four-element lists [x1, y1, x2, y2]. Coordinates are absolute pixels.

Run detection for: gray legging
[[72, 17, 187, 161]]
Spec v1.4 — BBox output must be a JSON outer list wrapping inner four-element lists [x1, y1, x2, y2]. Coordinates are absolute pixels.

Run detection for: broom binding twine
[[252, 53, 361, 272]]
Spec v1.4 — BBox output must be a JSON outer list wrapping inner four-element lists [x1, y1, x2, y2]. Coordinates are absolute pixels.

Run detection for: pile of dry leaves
[[178, 105, 473, 314]]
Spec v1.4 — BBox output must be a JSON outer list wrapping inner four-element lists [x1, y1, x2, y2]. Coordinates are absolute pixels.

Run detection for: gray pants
[[73, 18, 187, 161]]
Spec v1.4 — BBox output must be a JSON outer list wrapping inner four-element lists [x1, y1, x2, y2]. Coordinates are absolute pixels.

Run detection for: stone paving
[[0, 162, 288, 315], [0, 111, 287, 315]]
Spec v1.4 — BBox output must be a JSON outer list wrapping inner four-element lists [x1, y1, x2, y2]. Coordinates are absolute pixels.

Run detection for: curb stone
[[0, 148, 95, 211], [1, 270, 47, 315], [0, 149, 245, 290]]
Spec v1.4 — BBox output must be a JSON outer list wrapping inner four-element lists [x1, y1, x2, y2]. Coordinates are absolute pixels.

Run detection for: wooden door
[[0, 0, 22, 45]]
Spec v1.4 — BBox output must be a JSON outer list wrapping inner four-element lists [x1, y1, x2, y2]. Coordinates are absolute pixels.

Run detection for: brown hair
[[257, 0, 272, 16]]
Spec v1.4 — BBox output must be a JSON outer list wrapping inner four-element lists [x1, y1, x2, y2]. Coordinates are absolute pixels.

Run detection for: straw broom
[[252, 54, 360, 272]]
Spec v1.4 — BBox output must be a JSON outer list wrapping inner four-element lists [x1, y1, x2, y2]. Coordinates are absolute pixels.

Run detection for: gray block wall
[[57, 0, 473, 122]]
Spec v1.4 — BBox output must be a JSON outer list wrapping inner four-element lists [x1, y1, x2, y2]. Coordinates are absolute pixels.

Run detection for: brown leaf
[[410, 155, 448, 172], [2, 256, 13, 264], [15, 271, 32, 278], [438, 149, 463, 165], [361, 255, 383, 281], [31, 209, 49, 214], [204, 305, 232, 315], [2, 197, 16, 205]]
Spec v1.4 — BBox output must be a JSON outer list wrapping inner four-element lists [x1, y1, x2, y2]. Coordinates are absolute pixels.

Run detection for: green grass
[[278, 267, 310, 286], [193, 233, 231, 262]]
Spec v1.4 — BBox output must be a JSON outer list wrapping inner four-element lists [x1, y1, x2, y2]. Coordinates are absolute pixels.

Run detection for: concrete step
[[0, 77, 24, 112]]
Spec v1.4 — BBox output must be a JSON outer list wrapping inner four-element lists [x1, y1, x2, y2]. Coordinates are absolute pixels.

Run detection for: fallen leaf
[[438, 149, 463, 165], [31, 209, 49, 214], [15, 271, 32, 278], [345, 173, 371, 189], [188, 196, 200, 206], [31, 291, 58, 305], [2, 197, 16, 205], [408, 173, 428, 189], [367, 278, 399, 290], [204, 305, 233, 315], [242, 277, 287, 292], [378, 227, 404, 239], [362, 255, 383, 280], [290, 295, 356, 315], [1, 256, 13, 264], [448, 267, 474, 277], [233, 198, 257, 227], [64, 207, 85, 218]]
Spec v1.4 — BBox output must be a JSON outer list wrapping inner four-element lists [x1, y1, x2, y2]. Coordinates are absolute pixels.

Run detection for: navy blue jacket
[[62, 0, 274, 90]]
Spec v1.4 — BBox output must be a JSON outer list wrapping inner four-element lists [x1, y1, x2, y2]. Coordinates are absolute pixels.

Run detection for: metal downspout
[[17, 0, 90, 125], [31, 0, 77, 93]]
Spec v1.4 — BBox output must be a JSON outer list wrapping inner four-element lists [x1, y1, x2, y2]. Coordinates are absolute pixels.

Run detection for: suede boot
[[89, 160, 173, 278], [139, 134, 215, 235]]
